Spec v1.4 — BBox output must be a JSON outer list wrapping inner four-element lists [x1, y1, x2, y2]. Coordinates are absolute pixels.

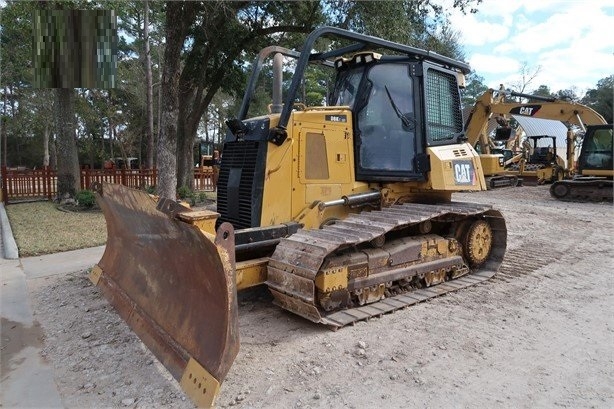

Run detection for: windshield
[[356, 63, 416, 172], [330, 67, 363, 107], [579, 127, 613, 170]]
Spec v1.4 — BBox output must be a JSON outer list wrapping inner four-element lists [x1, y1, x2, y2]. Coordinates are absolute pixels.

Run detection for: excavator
[[464, 88, 607, 188], [550, 123, 613, 201], [90, 27, 508, 407]]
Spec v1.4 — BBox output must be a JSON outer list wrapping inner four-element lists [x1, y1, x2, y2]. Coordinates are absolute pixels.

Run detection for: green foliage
[[581, 75, 613, 123], [553, 89, 579, 102], [177, 185, 193, 200], [75, 189, 96, 208], [2, 0, 485, 175], [532, 85, 554, 98], [461, 72, 488, 108]]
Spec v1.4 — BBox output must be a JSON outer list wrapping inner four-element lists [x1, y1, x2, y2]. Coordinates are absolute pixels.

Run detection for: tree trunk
[[176, 110, 197, 190], [144, 0, 155, 169], [55, 88, 80, 199], [43, 124, 50, 167], [50, 133, 57, 170], [157, 2, 192, 199], [2, 87, 7, 168], [109, 117, 114, 159]]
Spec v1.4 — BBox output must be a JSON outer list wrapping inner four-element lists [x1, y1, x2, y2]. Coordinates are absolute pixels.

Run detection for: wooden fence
[[1, 166, 215, 203]]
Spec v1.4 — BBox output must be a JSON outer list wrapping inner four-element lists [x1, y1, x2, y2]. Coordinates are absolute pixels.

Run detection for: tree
[[531, 85, 554, 98], [168, 1, 325, 193], [553, 88, 579, 102], [161, 0, 480, 197], [1, 0, 483, 199], [31, 4, 118, 198], [581, 75, 613, 123], [157, 2, 194, 199], [509, 62, 542, 94], [461, 72, 488, 108], [143, 0, 155, 169], [55, 89, 81, 198]]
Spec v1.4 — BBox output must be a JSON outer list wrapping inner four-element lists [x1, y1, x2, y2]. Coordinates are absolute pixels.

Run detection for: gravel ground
[[25, 184, 614, 408]]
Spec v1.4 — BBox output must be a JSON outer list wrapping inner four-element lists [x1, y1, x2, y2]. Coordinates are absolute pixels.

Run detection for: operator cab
[[578, 125, 613, 171], [330, 52, 465, 182]]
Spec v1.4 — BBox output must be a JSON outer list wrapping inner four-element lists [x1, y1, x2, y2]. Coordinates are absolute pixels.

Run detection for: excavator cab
[[577, 125, 613, 172], [550, 124, 613, 201]]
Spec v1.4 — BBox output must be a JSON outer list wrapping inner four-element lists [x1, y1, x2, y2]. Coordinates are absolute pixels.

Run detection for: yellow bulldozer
[[90, 27, 507, 407]]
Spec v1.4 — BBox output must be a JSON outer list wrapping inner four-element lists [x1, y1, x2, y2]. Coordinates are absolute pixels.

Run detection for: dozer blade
[[90, 182, 239, 408]]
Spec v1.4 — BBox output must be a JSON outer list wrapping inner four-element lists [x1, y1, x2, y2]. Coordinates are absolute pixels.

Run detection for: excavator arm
[[465, 88, 607, 151], [464, 88, 607, 180]]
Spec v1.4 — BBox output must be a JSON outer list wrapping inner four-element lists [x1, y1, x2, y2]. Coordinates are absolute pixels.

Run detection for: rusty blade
[[93, 182, 239, 391]]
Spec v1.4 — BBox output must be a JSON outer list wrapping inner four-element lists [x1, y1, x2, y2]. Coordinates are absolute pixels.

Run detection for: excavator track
[[550, 178, 613, 202], [266, 202, 506, 329]]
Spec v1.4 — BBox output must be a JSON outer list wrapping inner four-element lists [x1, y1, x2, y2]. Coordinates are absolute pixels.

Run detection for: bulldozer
[[550, 123, 613, 201], [90, 27, 508, 407], [464, 88, 607, 188]]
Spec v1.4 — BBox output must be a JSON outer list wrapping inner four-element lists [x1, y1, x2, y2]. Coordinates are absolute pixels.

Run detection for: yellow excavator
[[550, 123, 613, 201], [90, 27, 508, 407], [464, 88, 607, 188]]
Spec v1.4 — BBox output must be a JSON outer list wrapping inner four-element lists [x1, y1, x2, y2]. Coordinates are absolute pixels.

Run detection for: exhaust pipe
[[271, 53, 283, 114]]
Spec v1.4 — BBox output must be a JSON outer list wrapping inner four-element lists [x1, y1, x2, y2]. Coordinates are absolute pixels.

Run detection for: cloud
[[444, 0, 614, 95]]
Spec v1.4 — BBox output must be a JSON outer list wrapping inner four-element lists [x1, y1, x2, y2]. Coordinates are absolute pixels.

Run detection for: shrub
[[177, 185, 193, 200], [75, 190, 96, 208]]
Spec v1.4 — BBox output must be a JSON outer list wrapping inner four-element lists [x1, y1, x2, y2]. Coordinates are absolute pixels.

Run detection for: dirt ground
[[27, 185, 613, 409]]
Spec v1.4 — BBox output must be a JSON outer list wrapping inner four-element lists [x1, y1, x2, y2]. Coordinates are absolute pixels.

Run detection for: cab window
[[356, 63, 416, 173]]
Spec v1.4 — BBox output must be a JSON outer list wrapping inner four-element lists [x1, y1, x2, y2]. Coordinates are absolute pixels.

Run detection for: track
[[266, 202, 507, 329], [550, 178, 613, 202]]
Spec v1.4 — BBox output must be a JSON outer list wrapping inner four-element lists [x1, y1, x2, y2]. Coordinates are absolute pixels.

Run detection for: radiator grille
[[217, 141, 261, 229]]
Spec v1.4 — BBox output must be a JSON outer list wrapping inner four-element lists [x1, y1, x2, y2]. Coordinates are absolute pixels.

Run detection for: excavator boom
[[465, 88, 607, 187]]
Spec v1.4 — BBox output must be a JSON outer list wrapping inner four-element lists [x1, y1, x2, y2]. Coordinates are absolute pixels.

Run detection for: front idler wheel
[[463, 220, 493, 268]]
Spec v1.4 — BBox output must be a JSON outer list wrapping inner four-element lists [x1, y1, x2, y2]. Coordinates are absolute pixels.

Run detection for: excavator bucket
[[89, 182, 239, 407]]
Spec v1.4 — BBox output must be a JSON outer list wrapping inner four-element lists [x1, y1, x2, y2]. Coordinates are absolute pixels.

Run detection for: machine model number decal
[[325, 114, 347, 123], [453, 160, 476, 185], [509, 104, 541, 116]]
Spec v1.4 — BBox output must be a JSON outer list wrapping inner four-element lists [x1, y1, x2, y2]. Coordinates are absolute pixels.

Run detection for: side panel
[[293, 110, 357, 212], [428, 143, 487, 191], [258, 120, 294, 227], [284, 109, 371, 227]]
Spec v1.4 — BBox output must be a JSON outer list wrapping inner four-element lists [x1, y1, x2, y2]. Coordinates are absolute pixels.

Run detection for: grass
[[5, 201, 107, 257]]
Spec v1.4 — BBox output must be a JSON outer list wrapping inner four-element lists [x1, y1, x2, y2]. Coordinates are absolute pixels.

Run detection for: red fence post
[[87, 168, 92, 190], [1, 166, 8, 204]]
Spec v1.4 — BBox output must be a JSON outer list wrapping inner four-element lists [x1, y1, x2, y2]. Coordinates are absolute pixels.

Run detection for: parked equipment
[[464, 89, 607, 188], [91, 27, 508, 407], [550, 124, 613, 201]]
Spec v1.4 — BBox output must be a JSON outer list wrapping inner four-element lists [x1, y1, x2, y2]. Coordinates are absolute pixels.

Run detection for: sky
[[445, 0, 614, 96]]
